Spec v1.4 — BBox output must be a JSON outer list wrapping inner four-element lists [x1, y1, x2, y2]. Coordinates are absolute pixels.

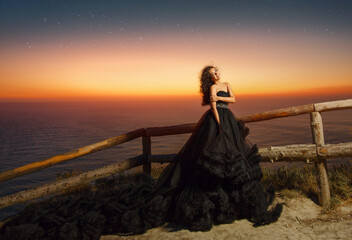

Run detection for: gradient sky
[[0, 0, 351, 100]]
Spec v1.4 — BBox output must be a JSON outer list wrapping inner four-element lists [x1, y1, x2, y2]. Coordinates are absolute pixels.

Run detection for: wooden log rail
[[0, 99, 351, 209], [148, 142, 352, 163], [0, 128, 146, 183], [0, 156, 144, 210], [239, 99, 352, 123]]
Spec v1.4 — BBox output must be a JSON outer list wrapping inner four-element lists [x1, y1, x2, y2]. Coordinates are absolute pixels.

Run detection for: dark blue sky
[[1, 0, 351, 45]]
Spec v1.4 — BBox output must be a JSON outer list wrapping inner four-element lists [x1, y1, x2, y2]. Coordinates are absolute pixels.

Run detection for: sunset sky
[[0, 0, 351, 100]]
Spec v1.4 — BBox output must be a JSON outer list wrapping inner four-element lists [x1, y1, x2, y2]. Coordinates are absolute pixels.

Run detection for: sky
[[0, 0, 351, 100]]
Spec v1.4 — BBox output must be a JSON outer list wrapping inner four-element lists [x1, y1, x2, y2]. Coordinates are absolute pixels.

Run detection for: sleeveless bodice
[[216, 90, 229, 108]]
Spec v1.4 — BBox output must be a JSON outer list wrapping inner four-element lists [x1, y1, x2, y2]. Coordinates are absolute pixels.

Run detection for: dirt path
[[101, 196, 352, 240]]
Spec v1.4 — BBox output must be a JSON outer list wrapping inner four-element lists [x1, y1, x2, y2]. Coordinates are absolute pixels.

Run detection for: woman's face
[[209, 68, 220, 82]]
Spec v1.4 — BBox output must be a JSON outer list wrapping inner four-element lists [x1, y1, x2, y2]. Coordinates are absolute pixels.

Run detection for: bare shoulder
[[225, 82, 235, 96], [210, 84, 217, 94], [224, 82, 232, 87]]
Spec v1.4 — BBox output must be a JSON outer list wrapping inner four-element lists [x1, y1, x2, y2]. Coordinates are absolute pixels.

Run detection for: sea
[[0, 94, 351, 220]]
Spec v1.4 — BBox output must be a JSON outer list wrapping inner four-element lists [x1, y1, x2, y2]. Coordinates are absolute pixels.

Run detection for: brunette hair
[[199, 65, 216, 106]]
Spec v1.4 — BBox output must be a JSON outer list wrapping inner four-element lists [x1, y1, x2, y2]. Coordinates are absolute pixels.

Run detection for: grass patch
[[261, 165, 319, 200], [262, 163, 352, 209], [151, 163, 168, 179]]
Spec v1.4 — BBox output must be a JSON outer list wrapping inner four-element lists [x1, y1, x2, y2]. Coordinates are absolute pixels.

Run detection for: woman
[[155, 65, 282, 231], [0, 65, 282, 240]]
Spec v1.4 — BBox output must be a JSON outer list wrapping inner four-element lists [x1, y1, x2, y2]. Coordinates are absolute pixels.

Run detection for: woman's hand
[[210, 95, 218, 102]]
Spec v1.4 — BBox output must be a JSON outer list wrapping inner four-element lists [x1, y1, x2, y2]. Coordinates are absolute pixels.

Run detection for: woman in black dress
[[0, 65, 282, 240], [155, 65, 282, 230]]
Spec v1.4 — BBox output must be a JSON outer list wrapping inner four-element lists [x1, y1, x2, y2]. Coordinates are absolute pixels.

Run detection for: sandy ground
[[101, 195, 352, 240]]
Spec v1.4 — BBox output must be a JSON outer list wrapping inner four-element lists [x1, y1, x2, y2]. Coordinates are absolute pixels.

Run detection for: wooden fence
[[0, 99, 351, 210]]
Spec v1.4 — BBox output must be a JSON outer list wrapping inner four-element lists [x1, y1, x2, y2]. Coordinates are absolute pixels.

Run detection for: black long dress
[[0, 90, 282, 240]]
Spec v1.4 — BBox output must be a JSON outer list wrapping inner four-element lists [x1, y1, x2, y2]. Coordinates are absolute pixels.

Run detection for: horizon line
[[1, 91, 351, 103]]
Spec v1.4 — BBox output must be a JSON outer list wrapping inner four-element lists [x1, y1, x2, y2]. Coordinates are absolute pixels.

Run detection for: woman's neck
[[214, 81, 223, 86]]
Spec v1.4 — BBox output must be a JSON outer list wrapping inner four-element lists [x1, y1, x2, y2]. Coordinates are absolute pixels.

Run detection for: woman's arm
[[210, 86, 221, 126], [212, 82, 236, 103]]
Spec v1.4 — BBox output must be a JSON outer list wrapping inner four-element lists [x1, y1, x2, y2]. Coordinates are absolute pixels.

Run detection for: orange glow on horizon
[[1, 31, 351, 101]]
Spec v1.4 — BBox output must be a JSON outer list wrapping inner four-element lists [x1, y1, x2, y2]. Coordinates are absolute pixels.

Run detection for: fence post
[[310, 112, 330, 207], [142, 136, 151, 175]]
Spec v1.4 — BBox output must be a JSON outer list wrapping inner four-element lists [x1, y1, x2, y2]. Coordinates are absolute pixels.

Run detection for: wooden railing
[[0, 99, 351, 210]]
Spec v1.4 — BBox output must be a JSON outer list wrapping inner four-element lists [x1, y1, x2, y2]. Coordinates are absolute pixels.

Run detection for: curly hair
[[199, 65, 217, 106]]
